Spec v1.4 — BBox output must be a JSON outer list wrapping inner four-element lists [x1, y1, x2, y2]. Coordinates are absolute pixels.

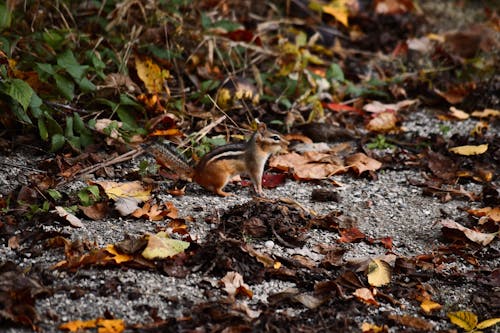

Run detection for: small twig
[[179, 115, 227, 149], [56, 146, 145, 188]]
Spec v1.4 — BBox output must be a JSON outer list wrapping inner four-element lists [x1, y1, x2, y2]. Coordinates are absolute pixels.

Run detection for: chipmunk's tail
[[145, 142, 194, 181]]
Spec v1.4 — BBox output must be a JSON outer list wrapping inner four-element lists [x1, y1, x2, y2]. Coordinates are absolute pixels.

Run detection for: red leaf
[[339, 227, 366, 243]]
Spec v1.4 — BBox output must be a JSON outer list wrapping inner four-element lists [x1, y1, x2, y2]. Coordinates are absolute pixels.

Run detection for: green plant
[[366, 135, 396, 150], [78, 186, 101, 206]]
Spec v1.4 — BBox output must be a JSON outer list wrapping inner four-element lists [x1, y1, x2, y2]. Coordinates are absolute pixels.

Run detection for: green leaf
[[54, 73, 75, 100], [6, 78, 33, 111], [50, 133, 66, 152], [327, 63, 345, 82], [78, 190, 91, 206], [10, 102, 32, 124], [38, 118, 48, 141], [448, 311, 478, 331], [117, 107, 139, 131], [65, 116, 74, 138], [47, 189, 62, 201], [57, 49, 87, 80], [44, 113, 64, 135], [67, 136, 81, 151], [35, 63, 55, 82], [42, 29, 65, 49], [210, 19, 242, 32], [29, 93, 43, 118], [87, 185, 100, 198], [0, 3, 12, 32], [79, 132, 93, 147], [78, 77, 96, 92]]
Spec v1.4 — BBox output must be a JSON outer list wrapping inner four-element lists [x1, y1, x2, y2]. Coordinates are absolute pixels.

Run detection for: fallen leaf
[[105, 245, 133, 264], [471, 108, 500, 118], [420, 299, 442, 313], [366, 111, 399, 132], [447, 311, 478, 331], [60, 319, 97, 332], [270, 151, 346, 180], [80, 202, 108, 220], [141, 232, 190, 260], [363, 99, 417, 113], [339, 227, 366, 243], [476, 317, 500, 330], [54, 206, 84, 228], [94, 181, 151, 216], [440, 219, 497, 246], [345, 153, 382, 175], [221, 271, 253, 299], [353, 288, 379, 306], [95, 180, 151, 202], [60, 318, 125, 333], [361, 322, 388, 333], [367, 259, 392, 287], [449, 144, 488, 156], [448, 106, 470, 120], [322, 0, 349, 27], [467, 207, 500, 223], [374, 0, 415, 14], [388, 314, 433, 331], [135, 56, 170, 94]]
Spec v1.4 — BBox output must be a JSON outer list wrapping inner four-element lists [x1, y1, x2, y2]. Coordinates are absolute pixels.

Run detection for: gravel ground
[[1, 107, 498, 332]]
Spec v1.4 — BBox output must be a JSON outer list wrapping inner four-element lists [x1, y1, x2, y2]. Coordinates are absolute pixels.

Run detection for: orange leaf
[[345, 153, 382, 175]]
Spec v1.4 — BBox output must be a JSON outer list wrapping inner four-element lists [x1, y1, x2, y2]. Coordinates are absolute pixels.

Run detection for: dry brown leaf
[[54, 206, 84, 228], [353, 288, 379, 306], [270, 151, 346, 180], [345, 153, 382, 175], [449, 144, 488, 156], [221, 271, 253, 299], [467, 207, 500, 223], [448, 106, 470, 120], [388, 314, 434, 331], [440, 219, 497, 246], [363, 99, 418, 113], [471, 108, 500, 118], [366, 111, 398, 132], [80, 202, 108, 220]]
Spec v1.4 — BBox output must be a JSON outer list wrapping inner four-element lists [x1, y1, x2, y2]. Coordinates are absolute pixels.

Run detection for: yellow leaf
[[476, 317, 500, 329], [105, 244, 133, 264], [95, 181, 151, 202], [97, 318, 125, 333], [322, 1, 349, 27], [135, 56, 170, 94], [367, 259, 391, 287], [141, 232, 189, 260], [60, 319, 97, 331], [361, 322, 387, 332], [448, 311, 478, 331], [420, 299, 442, 313], [449, 144, 488, 156]]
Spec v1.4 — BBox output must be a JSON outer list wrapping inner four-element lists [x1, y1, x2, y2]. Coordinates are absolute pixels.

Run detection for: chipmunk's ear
[[257, 122, 267, 134]]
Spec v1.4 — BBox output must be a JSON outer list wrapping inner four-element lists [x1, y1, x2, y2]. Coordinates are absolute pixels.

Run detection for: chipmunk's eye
[[270, 135, 280, 141]]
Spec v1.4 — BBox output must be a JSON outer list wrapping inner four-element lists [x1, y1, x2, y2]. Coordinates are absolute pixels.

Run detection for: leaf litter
[[0, 0, 499, 332]]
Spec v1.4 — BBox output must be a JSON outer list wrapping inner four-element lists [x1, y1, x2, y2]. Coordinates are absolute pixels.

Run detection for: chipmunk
[[148, 124, 288, 196]]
